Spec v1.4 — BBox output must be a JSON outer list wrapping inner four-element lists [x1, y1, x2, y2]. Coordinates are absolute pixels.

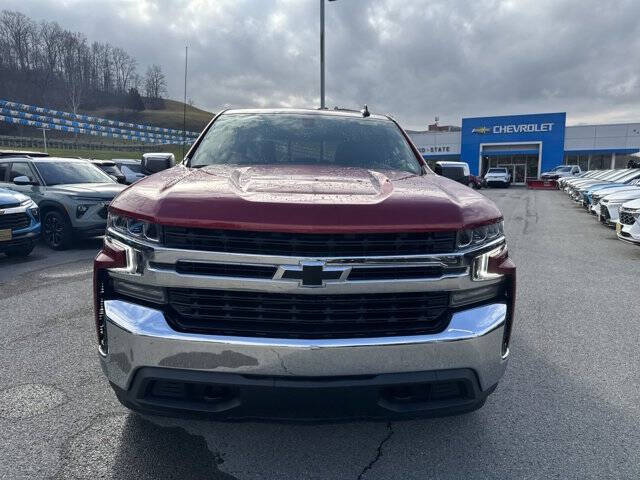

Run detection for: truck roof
[[222, 108, 390, 121]]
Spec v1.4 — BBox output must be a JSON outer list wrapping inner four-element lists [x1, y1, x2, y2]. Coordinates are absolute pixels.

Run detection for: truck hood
[[47, 183, 126, 199], [110, 165, 502, 233]]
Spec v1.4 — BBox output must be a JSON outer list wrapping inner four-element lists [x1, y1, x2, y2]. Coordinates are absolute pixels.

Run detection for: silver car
[[0, 155, 126, 249]]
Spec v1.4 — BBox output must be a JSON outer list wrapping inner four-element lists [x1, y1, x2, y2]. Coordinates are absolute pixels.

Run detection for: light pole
[[182, 45, 188, 159], [320, 0, 336, 109]]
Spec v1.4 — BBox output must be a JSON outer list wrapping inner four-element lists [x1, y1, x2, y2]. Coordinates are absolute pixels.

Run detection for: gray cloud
[[5, 0, 640, 129]]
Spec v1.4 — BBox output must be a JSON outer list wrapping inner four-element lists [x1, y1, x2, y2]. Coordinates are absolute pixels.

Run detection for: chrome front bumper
[[100, 300, 509, 393]]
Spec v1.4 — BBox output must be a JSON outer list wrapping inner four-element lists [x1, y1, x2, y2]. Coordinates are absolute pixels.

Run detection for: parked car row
[[558, 168, 640, 246], [540, 164, 582, 180], [0, 151, 176, 256]]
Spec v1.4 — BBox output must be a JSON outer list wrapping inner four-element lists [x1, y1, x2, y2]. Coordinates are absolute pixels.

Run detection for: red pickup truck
[[94, 108, 515, 420]]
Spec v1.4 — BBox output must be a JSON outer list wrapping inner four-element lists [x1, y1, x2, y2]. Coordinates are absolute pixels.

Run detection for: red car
[[94, 108, 515, 420]]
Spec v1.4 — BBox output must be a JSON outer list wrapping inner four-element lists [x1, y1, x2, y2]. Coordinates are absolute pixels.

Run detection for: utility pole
[[182, 45, 188, 159]]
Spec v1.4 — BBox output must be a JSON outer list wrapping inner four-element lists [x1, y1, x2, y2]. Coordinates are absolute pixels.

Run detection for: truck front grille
[[619, 211, 636, 226], [166, 288, 451, 338], [163, 227, 457, 257], [600, 205, 610, 221], [160, 261, 464, 282], [0, 212, 30, 230]]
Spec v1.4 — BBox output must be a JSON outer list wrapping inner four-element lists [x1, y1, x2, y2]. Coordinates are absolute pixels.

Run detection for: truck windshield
[[35, 161, 114, 185], [189, 113, 423, 175], [487, 168, 507, 173]]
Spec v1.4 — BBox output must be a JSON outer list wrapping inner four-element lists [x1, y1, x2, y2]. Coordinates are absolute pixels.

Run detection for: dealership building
[[408, 112, 640, 185]]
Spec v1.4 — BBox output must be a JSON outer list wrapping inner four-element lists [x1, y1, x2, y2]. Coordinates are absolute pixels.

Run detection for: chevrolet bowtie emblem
[[472, 126, 491, 134], [276, 261, 351, 287]]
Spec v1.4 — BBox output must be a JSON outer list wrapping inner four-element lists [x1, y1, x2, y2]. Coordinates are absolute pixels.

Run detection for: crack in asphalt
[[356, 422, 394, 480]]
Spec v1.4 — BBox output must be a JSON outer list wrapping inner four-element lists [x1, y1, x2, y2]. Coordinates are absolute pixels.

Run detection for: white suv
[[484, 167, 512, 188], [617, 198, 640, 245]]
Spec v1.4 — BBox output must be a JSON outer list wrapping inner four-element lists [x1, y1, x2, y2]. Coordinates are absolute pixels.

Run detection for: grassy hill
[[86, 99, 215, 134]]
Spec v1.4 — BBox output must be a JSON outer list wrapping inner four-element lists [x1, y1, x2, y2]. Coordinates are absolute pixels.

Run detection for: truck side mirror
[[141, 153, 176, 174]]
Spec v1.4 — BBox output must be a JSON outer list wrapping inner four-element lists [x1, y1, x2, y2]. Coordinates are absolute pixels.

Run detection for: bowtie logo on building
[[472, 126, 491, 134]]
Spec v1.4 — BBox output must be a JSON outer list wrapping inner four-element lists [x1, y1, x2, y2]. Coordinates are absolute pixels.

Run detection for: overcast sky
[[6, 0, 640, 129]]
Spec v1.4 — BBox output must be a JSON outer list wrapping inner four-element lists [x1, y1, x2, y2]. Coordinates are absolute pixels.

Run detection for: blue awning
[[422, 154, 460, 160]]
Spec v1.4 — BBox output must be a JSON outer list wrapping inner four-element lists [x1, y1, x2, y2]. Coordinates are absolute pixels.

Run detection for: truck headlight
[[472, 244, 507, 281], [107, 212, 160, 242], [457, 220, 503, 249]]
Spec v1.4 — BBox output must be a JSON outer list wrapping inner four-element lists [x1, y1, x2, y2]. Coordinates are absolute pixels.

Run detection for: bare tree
[[144, 64, 167, 99], [1, 10, 36, 71], [60, 32, 87, 113], [130, 72, 142, 91], [112, 47, 136, 94], [0, 9, 146, 112]]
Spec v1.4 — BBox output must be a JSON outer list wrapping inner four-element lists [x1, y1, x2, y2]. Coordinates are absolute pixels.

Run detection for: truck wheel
[[43, 210, 72, 250], [5, 242, 35, 258]]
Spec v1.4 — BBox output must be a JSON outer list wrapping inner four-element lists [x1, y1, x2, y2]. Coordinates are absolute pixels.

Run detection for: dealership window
[[481, 154, 538, 180], [614, 154, 637, 168], [564, 154, 589, 171], [589, 154, 611, 170]]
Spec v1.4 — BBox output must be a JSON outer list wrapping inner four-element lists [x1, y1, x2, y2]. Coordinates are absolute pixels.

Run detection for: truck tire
[[43, 210, 72, 250]]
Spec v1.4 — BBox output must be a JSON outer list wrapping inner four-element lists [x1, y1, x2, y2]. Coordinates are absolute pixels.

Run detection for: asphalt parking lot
[[1, 187, 639, 480]]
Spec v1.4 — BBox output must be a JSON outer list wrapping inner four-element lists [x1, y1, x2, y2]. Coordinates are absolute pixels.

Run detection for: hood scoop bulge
[[228, 166, 394, 204]]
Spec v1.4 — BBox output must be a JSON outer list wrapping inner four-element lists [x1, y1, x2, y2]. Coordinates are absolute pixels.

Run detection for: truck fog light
[[112, 278, 167, 304], [450, 284, 502, 307]]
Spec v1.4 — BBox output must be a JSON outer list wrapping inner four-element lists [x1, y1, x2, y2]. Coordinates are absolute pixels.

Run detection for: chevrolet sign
[[472, 123, 554, 135], [493, 122, 554, 134]]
